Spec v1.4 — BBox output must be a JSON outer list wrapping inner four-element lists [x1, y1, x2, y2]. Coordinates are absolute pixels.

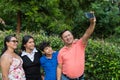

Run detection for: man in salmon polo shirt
[[57, 12, 96, 80]]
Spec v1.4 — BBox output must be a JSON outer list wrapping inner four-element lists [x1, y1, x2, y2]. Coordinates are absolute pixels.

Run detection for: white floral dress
[[3, 54, 26, 80]]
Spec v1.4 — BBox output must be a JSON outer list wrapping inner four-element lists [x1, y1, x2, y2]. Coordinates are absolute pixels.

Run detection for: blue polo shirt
[[40, 51, 59, 80]]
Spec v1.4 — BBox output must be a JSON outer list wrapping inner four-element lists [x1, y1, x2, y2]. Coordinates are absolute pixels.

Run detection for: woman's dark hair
[[38, 41, 50, 51], [1, 35, 16, 54], [21, 35, 34, 51]]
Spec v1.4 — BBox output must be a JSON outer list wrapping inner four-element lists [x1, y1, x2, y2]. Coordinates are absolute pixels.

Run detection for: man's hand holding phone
[[85, 12, 95, 19], [85, 11, 96, 23]]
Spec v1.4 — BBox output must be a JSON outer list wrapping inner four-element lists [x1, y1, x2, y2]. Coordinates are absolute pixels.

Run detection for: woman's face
[[24, 38, 35, 51], [6, 37, 18, 49]]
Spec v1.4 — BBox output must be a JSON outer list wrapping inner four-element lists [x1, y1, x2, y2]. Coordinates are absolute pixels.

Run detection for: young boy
[[38, 41, 59, 80]]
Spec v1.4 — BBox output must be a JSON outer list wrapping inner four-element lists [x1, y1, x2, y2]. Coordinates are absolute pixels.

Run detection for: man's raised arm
[[82, 13, 96, 45]]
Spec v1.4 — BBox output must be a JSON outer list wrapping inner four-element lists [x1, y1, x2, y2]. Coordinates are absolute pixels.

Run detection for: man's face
[[61, 31, 74, 46]]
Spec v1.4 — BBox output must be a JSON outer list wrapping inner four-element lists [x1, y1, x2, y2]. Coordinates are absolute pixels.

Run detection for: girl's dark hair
[[21, 35, 34, 51], [38, 41, 50, 51], [1, 35, 16, 55]]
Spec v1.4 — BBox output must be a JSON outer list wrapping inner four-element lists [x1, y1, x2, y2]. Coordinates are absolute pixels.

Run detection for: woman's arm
[[0, 55, 12, 80]]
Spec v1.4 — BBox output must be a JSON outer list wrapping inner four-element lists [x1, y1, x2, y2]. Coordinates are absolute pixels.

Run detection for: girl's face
[[24, 38, 35, 51]]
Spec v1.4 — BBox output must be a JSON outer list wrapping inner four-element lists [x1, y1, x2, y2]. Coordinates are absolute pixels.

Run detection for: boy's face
[[43, 46, 53, 55]]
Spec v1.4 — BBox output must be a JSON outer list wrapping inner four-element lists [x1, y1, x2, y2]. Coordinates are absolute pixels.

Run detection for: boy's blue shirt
[[40, 51, 59, 80]]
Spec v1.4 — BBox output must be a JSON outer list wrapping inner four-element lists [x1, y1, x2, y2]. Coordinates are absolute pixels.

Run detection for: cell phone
[[85, 12, 95, 19]]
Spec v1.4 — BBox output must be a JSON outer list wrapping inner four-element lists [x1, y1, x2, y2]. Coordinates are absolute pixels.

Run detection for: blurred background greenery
[[0, 0, 120, 38]]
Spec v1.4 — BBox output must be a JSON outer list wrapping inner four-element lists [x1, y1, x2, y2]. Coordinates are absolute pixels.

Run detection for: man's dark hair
[[59, 29, 71, 38], [38, 41, 50, 51]]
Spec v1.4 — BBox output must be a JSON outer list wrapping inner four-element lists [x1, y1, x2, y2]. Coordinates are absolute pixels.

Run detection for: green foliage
[[48, 22, 72, 34], [114, 26, 120, 35], [85, 39, 120, 80], [105, 35, 120, 45], [0, 0, 120, 38], [90, 1, 120, 38]]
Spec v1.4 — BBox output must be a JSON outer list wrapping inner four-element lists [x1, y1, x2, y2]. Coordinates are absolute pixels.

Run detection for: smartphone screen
[[85, 12, 95, 18]]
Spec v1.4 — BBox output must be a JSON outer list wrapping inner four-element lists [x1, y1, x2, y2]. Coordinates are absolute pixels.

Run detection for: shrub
[[85, 39, 120, 80]]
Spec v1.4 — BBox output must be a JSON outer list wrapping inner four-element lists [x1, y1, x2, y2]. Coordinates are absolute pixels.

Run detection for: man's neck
[[65, 43, 72, 48]]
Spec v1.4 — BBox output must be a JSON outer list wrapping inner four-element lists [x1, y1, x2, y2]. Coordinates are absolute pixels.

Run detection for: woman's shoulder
[[0, 53, 12, 64]]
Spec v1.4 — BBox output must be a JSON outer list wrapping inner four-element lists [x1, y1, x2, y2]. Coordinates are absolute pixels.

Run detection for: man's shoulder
[[59, 46, 66, 51], [59, 46, 67, 54], [74, 38, 85, 45]]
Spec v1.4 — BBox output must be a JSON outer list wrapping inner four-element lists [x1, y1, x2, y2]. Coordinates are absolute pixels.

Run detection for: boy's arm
[[41, 74, 44, 80]]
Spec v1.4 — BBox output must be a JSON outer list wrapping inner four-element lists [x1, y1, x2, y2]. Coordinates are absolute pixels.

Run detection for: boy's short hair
[[39, 41, 50, 51]]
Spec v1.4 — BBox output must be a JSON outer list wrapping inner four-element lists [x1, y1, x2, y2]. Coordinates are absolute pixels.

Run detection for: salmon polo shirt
[[58, 38, 86, 78]]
